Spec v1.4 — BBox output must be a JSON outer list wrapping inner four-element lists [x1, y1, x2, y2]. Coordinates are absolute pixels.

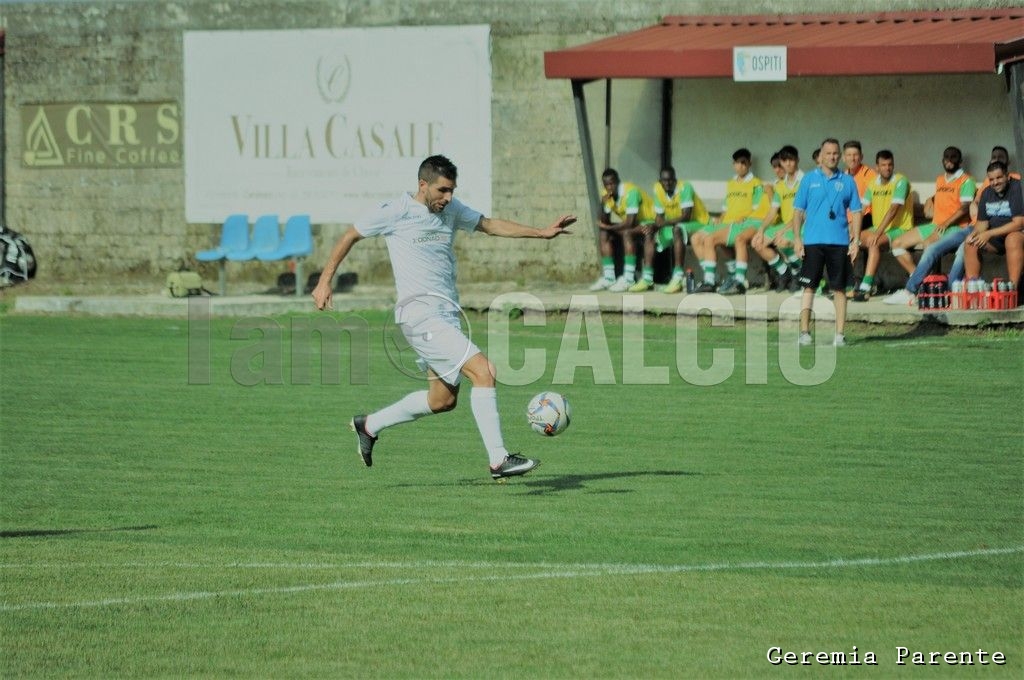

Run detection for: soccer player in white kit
[[312, 155, 575, 480]]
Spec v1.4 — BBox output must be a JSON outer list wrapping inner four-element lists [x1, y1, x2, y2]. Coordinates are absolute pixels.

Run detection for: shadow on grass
[[0, 525, 158, 539], [854, 321, 952, 344], [519, 470, 701, 495], [390, 470, 702, 493]]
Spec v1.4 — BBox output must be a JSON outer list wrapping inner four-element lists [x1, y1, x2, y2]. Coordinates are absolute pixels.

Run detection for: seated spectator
[[971, 146, 1021, 221], [883, 148, 1011, 305], [589, 168, 657, 292], [888, 146, 975, 285], [844, 140, 877, 230], [963, 160, 1024, 289]]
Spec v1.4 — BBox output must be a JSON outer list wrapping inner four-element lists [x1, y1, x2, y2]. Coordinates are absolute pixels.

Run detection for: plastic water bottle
[[685, 269, 695, 293]]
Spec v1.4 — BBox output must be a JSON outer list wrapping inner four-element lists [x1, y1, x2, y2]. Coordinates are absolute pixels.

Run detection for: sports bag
[[166, 270, 211, 297]]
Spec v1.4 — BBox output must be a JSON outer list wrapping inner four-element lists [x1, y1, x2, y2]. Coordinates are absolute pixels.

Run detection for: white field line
[[1, 546, 1020, 613]]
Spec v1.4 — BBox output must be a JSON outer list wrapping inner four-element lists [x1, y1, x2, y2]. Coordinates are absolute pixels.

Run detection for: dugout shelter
[[544, 10, 1024, 241]]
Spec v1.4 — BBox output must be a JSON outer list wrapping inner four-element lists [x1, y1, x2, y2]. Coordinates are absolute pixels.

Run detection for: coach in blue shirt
[[792, 137, 863, 347]]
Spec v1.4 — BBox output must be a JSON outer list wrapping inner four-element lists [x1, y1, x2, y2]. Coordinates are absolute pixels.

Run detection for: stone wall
[[0, 0, 1016, 288]]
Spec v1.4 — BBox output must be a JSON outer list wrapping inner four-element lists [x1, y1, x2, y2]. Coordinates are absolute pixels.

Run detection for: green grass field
[[1, 310, 1022, 678]]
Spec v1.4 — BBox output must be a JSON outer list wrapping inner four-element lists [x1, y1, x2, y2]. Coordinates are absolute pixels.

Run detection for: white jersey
[[355, 192, 482, 322]]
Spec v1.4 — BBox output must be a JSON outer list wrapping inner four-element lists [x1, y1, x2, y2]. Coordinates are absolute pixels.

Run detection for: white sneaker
[[798, 332, 812, 346], [882, 289, 915, 305], [608, 276, 630, 292], [833, 334, 847, 347], [588, 277, 613, 291]]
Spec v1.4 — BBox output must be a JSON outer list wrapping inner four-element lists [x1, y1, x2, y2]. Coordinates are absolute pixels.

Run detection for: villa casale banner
[[183, 26, 492, 224], [21, 102, 181, 168]]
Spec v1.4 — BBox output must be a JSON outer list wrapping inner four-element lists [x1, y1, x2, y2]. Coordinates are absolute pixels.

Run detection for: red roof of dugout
[[544, 10, 1024, 79]]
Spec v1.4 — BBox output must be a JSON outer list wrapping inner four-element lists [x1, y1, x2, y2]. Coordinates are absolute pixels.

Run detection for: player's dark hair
[[660, 166, 676, 178], [987, 160, 1008, 174], [732, 148, 751, 162], [770, 152, 781, 166], [778, 145, 799, 161], [419, 155, 458, 184], [602, 168, 620, 182], [942, 146, 962, 165], [991, 146, 1010, 164], [842, 140, 863, 152], [876, 149, 894, 162], [821, 138, 840, 149]]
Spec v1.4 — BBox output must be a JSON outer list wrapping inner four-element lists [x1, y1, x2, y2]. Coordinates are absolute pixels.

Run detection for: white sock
[[365, 390, 432, 436], [470, 387, 508, 467]]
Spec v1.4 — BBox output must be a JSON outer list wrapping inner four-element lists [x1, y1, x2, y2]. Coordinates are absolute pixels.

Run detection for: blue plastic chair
[[258, 215, 313, 297], [196, 214, 248, 295], [226, 215, 281, 261], [258, 215, 312, 260], [196, 214, 248, 261]]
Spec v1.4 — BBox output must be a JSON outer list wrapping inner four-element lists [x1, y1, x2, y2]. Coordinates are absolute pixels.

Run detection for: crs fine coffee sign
[[21, 101, 181, 168]]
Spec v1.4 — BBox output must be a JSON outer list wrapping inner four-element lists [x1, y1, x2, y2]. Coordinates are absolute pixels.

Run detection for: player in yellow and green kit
[[629, 166, 710, 293], [751, 145, 803, 291], [853, 149, 913, 300], [590, 168, 657, 292], [692, 148, 771, 294]]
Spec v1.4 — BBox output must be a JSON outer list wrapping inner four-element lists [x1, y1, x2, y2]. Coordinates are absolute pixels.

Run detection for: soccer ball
[[527, 391, 572, 436]]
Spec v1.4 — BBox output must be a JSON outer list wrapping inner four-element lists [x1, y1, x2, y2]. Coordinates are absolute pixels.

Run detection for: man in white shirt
[[312, 155, 575, 480]]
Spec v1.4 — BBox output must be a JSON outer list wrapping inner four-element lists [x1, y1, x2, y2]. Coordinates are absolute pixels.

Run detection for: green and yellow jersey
[[604, 181, 656, 225], [864, 173, 913, 232], [720, 174, 765, 223], [653, 180, 710, 225]]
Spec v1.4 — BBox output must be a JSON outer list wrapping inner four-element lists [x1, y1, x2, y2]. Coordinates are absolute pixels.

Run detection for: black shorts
[[797, 244, 852, 291]]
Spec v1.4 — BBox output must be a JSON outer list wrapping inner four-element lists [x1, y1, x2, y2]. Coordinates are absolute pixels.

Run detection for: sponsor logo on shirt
[[413, 233, 447, 244]]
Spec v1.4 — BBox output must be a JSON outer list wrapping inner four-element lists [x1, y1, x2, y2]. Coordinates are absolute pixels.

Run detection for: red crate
[[919, 276, 1019, 311], [916, 274, 952, 311], [987, 289, 1019, 310], [944, 280, 1019, 311]]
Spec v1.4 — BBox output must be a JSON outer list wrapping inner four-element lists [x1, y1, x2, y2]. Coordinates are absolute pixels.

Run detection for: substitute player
[[853, 150, 913, 300], [889, 146, 975, 279], [312, 155, 575, 480], [693, 148, 771, 294], [641, 166, 709, 293], [751, 145, 804, 291], [590, 168, 657, 292]]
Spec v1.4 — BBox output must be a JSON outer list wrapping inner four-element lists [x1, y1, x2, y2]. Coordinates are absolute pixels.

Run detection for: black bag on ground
[[0, 226, 37, 289]]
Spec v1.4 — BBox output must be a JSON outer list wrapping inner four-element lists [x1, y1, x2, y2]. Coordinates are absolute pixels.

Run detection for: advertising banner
[[184, 26, 492, 224]]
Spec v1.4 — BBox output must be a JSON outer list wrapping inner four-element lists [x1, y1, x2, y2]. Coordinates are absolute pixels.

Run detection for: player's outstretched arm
[[312, 227, 363, 311], [477, 214, 576, 239]]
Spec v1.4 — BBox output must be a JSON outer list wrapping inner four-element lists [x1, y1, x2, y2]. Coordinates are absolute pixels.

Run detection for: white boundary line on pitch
[[2, 546, 1021, 612]]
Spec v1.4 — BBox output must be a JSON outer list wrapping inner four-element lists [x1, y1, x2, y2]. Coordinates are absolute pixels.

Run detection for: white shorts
[[400, 311, 480, 386]]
